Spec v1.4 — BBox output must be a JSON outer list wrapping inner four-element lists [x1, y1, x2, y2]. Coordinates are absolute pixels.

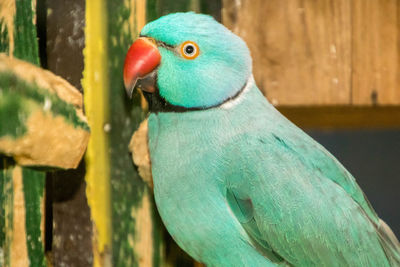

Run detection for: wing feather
[[225, 108, 400, 266]]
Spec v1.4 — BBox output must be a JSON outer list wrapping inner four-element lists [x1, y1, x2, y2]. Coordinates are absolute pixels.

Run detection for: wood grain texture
[[1, 1, 53, 267], [107, 0, 160, 265], [278, 106, 400, 129], [46, 0, 93, 265], [0, 162, 47, 267], [0, 159, 14, 267], [83, 0, 168, 266], [10, 166, 29, 267], [222, 0, 400, 106], [83, 0, 112, 265], [0, 0, 16, 56], [222, 0, 352, 106], [22, 168, 46, 267], [351, 0, 400, 105]]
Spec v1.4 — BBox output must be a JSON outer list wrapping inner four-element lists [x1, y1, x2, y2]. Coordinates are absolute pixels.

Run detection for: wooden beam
[[82, 0, 112, 266], [351, 0, 400, 105], [83, 0, 167, 266], [278, 106, 400, 129], [46, 0, 93, 266]]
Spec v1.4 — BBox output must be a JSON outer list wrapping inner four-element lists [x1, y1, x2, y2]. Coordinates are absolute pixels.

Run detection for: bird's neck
[[146, 75, 256, 113]]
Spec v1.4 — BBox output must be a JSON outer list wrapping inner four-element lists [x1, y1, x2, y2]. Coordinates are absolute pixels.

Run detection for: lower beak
[[123, 37, 161, 98]]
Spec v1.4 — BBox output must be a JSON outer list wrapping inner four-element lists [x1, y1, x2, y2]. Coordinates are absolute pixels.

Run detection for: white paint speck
[[332, 78, 339, 85], [330, 44, 337, 59], [43, 97, 52, 111], [94, 71, 99, 81], [103, 123, 111, 132]]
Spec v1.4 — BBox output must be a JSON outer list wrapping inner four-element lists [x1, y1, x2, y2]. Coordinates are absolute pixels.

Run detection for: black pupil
[[185, 45, 194, 54]]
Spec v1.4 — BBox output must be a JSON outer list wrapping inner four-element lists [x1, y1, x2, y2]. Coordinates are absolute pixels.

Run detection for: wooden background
[[223, 0, 400, 107]]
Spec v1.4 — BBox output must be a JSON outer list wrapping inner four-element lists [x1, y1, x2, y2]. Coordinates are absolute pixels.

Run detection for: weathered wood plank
[[0, 0, 39, 65], [107, 0, 166, 265], [0, 162, 46, 267], [147, 0, 220, 21], [1, 1, 90, 267], [22, 168, 46, 267], [8, 165, 29, 267], [0, 158, 13, 267], [351, 0, 400, 105], [222, 0, 352, 106], [48, 165, 93, 267], [82, 0, 112, 265], [1, 1, 47, 266], [46, 0, 93, 265], [0, 55, 89, 169], [83, 0, 166, 266], [278, 106, 400, 129]]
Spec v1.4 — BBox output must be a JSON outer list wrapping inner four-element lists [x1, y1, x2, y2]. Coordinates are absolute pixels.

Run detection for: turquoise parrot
[[123, 12, 400, 266]]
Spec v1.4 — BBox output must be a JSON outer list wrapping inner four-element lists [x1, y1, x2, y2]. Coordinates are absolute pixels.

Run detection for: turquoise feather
[[141, 12, 251, 108], [140, 12, 400, 266]]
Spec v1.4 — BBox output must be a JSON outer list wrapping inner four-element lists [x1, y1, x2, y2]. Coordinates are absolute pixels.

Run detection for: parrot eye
[[180, 41, 200, 60]]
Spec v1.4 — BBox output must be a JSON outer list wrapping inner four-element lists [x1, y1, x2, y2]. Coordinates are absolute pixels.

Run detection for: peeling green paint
[[22, 167, 46, 267], [106, 1, 149, 265], [146, 0, 160, 22], [1, 1, 50, 267], [0, 160, 4, 249], [0, 158, 14, 267], [14, 0, 39, 65], [0, 25, 9, 55], [0, 89, 29, 138], [158, 0, 191, 15], [0, 71, 89, 137]]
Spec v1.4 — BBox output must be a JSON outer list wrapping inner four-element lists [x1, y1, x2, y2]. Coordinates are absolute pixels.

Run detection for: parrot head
[[123, 12, 252, 111]]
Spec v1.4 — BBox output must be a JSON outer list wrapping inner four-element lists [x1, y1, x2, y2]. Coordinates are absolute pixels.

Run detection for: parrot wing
[[225, 108, 400, 266]]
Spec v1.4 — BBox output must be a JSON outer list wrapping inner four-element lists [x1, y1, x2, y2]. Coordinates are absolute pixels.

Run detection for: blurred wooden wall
[[222, 0, 400, 107]]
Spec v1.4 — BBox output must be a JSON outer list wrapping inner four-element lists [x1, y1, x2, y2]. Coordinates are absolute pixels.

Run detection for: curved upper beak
[[123, 37, 161, 98]]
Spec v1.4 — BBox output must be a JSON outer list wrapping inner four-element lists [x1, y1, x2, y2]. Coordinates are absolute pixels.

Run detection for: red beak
[[123, 37, 161, 98]]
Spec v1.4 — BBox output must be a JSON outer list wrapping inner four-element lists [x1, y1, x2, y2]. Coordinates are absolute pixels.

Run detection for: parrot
[[123, 12, 400, 267]]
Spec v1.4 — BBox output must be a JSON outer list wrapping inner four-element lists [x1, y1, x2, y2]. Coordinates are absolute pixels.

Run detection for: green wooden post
[[0, 57, 89, 266], [106, 1, 163, 265], [0, 1, 89, 266], [83, 1, 166, 266], [0, 1, 46, 266], [0, 158, 13, 267]]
